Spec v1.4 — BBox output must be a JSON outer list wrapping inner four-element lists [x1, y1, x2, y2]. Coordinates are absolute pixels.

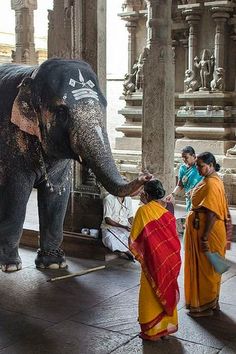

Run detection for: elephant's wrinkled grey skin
[[0, 58, 150, 272]]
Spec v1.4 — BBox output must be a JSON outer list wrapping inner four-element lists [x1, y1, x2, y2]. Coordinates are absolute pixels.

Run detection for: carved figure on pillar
[[226, 145, 236, 156], [211, 67, 225, 92], [11, 50, 16, 63], [135, 47, 149, 91], [194, 49, 214, 91], [184, 69, 199, 92], [22, 48, 30, 64], [123, 71, 136, 96]]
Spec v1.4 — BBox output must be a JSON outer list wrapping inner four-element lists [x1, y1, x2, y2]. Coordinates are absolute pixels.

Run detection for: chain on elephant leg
[[35, 248, 67, 270]]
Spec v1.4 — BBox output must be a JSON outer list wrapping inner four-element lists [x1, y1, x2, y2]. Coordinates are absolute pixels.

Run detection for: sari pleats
[[184, 175, 227, 312], [130, 201, 181, 340]]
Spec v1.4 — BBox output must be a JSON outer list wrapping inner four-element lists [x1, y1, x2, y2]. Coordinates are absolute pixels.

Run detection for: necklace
[[36, 141, 72, 195]]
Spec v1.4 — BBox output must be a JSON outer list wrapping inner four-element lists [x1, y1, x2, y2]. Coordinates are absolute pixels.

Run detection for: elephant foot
[[35, 248, 67, 270], [1, 262, 22, 272]]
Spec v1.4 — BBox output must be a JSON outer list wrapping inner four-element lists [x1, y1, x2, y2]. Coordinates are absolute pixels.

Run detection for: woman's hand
[[200, 236, 209, 252], [166, 193, 175, 204]]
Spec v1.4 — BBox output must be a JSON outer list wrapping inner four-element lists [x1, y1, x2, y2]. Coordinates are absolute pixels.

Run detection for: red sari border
[[130, 211, 181, 316]]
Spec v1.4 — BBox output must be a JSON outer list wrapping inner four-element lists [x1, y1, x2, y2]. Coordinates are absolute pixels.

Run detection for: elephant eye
[[55, 105, 69, 119]]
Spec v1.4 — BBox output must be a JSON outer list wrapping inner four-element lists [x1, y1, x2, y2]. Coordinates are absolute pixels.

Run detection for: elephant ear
[[11, 77, 41, 141]]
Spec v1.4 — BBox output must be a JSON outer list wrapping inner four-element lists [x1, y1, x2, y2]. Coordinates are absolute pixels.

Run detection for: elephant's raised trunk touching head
[[70, 100, 145, 196]]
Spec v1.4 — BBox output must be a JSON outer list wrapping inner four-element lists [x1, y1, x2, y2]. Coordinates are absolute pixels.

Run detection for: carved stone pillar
[[126, 21, 138, 73], [48, 0, 70, 59], [119, 1, 145, 74], [184, 10, 201, 71], [208, 4, 233, 67], [11, 0, 37, 64], [175, 1, 236, 193], [112, 2, 146, 178], [179, 36, 188, 72], [142, 0, 175, 193], [72, 0, 106, 95], [64, 0, 74, 59], [60, 0, 106, 234]]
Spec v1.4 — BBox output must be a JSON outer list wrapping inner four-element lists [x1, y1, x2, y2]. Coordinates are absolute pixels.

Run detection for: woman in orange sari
[[185, 152, 229, 317], [129, 179, 181, 341]]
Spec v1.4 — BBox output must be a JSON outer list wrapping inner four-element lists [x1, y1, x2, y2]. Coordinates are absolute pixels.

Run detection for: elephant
[[0, 58, 150, 272]]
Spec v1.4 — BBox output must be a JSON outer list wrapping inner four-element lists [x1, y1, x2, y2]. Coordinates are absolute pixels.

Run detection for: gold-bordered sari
[[129, 201, 181, 340], [184, 174, 228, 313]]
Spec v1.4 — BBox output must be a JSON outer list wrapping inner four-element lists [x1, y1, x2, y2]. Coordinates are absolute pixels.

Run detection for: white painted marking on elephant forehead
[[69, 79, 77, 87], [78, 69, 85, 84], [72, 88, 99, 101], [86, 80, 95, 88], [95, 126, 105, 146], [69, 70, 95, 89], [63, 93, 67, 100]]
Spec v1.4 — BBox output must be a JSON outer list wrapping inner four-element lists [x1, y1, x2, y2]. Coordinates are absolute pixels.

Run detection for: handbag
[[205, 251, 230, 274]]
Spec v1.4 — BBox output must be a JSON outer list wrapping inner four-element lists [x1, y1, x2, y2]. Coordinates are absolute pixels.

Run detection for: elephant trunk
[[70, 102, 144, 197]]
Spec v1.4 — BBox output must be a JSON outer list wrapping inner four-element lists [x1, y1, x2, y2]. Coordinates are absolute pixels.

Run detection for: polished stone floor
[[0, 241, 236, 353], [1, 190, 236, 353]]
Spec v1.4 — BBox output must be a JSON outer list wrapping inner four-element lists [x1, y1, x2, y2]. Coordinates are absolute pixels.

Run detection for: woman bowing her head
[[129, 179, 181, 341]]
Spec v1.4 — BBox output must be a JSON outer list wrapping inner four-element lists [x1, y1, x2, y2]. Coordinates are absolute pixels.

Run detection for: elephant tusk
[[78, 155, 83, 164], [46, 265, 105, 282]]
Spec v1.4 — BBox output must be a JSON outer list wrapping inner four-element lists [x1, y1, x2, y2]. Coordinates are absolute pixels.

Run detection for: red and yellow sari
[[185, 174, 228, 313], [129, 201, 181, 341]]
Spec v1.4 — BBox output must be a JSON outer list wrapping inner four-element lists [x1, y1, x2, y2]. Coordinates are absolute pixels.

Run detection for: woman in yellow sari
[[185, 152, 228, 317], [129, 180, 181, 341]]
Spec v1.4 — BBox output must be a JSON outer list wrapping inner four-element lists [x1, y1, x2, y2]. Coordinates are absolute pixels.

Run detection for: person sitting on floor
[[101, 193, 134, 261]]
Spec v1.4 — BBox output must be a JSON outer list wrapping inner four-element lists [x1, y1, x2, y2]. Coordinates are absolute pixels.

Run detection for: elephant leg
[[0, 175, 34, 272], [35, 181, 70, 269]]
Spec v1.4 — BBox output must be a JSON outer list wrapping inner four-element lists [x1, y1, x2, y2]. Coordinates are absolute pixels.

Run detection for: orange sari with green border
[[129, 201, 181, 340], [184, 174, 228, 313]]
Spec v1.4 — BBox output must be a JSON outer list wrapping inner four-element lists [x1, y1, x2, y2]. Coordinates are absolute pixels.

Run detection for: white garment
[[101, 194, 133, 252], [102, 227, 130, 252]]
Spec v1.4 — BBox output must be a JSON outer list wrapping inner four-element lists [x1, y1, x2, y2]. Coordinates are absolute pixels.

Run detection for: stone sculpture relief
[[122, 71, 136, 96], [135, 49, 147, 91], [226, 145, 236, 156], [184, 49, 225, 93], [11, 50, 16, 63], [194, 49, 214, 91], [184, 69, 199, 92], [211, 67, 225, 92], [22, 48, 30, 64], [123, 47, 149, 95]]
